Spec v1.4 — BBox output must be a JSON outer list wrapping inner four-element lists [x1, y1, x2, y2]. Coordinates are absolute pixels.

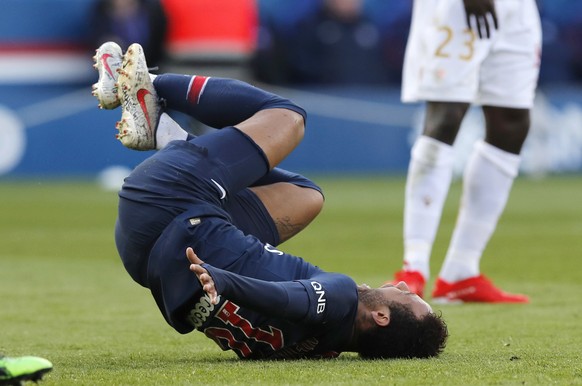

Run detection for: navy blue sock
[[153, 74, 306, 129]]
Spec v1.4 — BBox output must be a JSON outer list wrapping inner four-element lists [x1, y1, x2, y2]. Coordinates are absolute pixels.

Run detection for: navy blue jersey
[[148, 212, 358, 359], [198, 265, 358, 359]]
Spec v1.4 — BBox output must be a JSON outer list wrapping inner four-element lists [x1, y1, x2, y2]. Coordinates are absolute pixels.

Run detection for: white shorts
[[401, 0, 542, 108]]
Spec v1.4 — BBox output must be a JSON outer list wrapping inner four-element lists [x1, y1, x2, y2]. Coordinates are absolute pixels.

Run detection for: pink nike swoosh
[[136, 88, 153, 130], [101, 53, 115, 79]]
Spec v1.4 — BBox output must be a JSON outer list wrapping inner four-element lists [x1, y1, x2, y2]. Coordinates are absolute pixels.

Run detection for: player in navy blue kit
[[93, 42, 448, 359]]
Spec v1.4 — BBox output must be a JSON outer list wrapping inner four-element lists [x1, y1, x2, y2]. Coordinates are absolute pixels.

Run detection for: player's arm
[[187, 247, 352, 323], [463, 0, 498, 39]]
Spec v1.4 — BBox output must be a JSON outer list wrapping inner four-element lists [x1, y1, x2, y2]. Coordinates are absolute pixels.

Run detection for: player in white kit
[[388, 0, 542, 303]]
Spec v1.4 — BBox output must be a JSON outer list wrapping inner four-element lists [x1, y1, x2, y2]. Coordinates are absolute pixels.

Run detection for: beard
[[358, 287, 390, 309]]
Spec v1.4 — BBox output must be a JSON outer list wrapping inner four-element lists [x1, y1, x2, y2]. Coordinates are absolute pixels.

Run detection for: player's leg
[[394, 0, 486, 296], [226, 168, 324, 245], [388, 102, 468, 297], [152, 72, 316, 242], [92, 42, 303, 154], [152, 73, 305, 168], [251, 168, 325, 240], [248, 182, 323, 244], [432, 0, 540, 303], [483, 107, 530, 154], [153, 74, 299, 130], [433, 106, 529, 303]]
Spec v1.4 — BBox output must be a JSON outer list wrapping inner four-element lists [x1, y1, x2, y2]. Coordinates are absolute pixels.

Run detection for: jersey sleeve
[[202, 264, 357, 324]]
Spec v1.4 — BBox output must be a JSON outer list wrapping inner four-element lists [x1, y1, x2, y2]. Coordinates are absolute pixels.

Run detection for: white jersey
[[401, 0, 542, 108]]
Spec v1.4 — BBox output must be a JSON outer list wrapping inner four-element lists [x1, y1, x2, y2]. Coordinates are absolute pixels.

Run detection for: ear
[[371, 309, 390, 327]]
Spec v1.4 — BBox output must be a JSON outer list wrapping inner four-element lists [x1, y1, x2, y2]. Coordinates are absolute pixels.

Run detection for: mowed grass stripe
[[0, 176, 580, 385]]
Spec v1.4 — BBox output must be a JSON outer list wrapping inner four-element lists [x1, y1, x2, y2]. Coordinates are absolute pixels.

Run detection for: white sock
[[439, 140, 521, 282], [402, 136, 454, 280], [155, 113, 188, 150]]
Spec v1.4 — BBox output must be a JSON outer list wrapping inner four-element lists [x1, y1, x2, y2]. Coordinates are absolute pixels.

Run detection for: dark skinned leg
[[422, 101, 471, 144], [482, 106, 530, 155], [391, 101, 470, 290], [434, 104, 529, 303]]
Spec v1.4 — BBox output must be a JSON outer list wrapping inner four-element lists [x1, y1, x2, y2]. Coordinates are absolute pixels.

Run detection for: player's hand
[[463, 0, 498, 39], [186, 247, 219, 305]]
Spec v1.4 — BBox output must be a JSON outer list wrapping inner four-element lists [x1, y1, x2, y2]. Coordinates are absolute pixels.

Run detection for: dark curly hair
[[357, 302, 448, 359]]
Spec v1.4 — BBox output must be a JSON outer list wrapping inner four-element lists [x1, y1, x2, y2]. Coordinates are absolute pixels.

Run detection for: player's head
[[355, 282, 448, 359]]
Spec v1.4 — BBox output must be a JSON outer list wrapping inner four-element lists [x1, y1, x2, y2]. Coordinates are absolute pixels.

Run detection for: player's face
[[377, 281, 433, 318]]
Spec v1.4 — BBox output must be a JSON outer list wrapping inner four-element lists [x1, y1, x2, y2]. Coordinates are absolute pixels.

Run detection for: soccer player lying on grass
[[92, 42, 448, 359]]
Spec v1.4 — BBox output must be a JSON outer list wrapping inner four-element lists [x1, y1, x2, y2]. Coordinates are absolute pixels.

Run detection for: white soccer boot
[[91, 41, 122, 110], [116, 43, 161, 150]]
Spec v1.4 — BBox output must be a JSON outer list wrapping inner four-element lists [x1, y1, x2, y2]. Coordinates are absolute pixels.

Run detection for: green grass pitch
[[0, 176, 581, 385]]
